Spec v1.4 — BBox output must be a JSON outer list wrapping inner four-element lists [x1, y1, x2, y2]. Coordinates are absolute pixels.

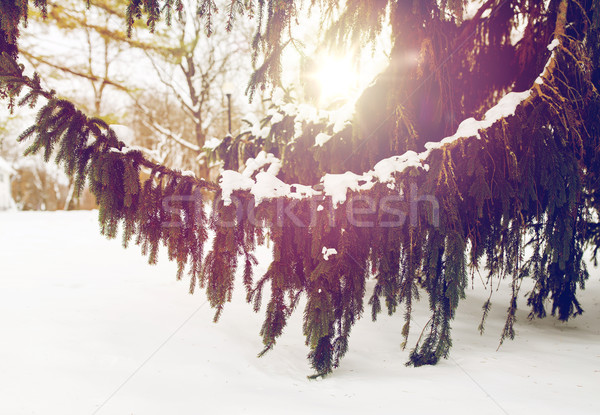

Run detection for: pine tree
[[1, 0, 599, 377]]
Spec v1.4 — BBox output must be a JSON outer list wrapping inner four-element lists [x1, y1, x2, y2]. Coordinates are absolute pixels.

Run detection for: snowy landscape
[[2, 1, 600, 414], [1, 210, 598, 415]]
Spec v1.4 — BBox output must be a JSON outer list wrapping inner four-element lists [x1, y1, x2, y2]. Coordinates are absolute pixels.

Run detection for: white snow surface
[[314, 132, 332, 147], [271, 88, 285, 106], [226, 39, 562, 210], [331, 103, 354, 134], [425, 90, 531, 151], [110, 124, 136, 146], [220, 153, 316, 206], [221, 151, 316, 206], [548, 38, 560, 51], [0, 156, 16, 174], [109, 145, 145, 155], [536, 39, 560, 85], [322, 247, 338, 261], [319, 87, 530, 206], [322, 171, 375, 207], [321, 151, 429, 207], [220, 82, 533, 208], [256, 174, 315, 205], [203, 137, 221, 150], [219, 170, 254, 205], [269, 111, 284, 124], [0, 211, 599, 414], [242, 151, 281, 178]]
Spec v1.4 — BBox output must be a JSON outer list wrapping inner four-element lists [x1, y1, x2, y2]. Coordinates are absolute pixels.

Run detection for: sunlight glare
[[314, 54, 360, 106]]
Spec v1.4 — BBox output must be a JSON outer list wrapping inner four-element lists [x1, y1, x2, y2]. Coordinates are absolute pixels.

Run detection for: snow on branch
[[144, 119, 201, 152], [220, 150, 316, 205], [216, 33, 562, 207], [1, 2, 567, 211]]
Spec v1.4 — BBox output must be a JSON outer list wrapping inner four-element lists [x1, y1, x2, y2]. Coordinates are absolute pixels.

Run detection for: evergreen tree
[[1, 0, 599, 377]]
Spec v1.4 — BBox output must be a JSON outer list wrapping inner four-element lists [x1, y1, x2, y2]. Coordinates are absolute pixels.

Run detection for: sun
[[313, 54, 361, 106]]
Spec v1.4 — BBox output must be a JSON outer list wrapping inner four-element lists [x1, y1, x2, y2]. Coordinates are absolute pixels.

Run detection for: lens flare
[[313, 55, 359, 105]]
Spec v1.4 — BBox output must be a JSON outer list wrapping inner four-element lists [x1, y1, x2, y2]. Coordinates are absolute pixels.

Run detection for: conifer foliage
[[1, 0, 600, 377]]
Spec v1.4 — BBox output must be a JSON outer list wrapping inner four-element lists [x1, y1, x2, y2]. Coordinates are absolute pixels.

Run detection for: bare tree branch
[[19, 49, 129, 92]]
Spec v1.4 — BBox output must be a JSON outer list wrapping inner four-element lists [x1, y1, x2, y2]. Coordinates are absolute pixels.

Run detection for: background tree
[[133, 2, 256, 177], [1, 113, 65, 209], [18, 0, 143, 116], [1, 0, 599, 377], [13, 0, 149, 208], [18, 0, 254, 180]]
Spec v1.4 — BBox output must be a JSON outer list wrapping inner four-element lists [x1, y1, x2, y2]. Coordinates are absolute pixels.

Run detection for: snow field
[[0, 211, 598, 414]]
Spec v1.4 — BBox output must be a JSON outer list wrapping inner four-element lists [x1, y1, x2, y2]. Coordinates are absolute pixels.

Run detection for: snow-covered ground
[[0, 211, 598, 414]]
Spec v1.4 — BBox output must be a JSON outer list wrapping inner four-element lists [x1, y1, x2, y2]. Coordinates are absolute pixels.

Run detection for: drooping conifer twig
[[1, 0, 599, 378]]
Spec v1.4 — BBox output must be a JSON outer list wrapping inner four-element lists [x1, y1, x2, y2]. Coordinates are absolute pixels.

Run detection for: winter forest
[[1, 0, 599, 413]]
